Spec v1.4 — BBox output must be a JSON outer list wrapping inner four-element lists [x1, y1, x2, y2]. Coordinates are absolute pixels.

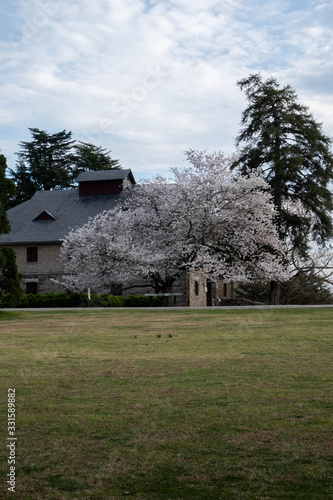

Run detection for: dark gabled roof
[[76, 168, 136, 184], [0, 169, 137, 245], [0, 189, 124, 244]]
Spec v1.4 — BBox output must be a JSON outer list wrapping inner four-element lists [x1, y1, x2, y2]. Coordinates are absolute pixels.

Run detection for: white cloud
[[1, 0, 333, 177]]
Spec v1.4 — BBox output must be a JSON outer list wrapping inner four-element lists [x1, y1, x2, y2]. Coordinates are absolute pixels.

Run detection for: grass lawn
[[0, 308, 332, 499]]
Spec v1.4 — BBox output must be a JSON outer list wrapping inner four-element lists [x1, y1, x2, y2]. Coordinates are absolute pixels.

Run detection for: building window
[[27, 247, 38, 263], [26, 282, 38, 294], [194, 280, 199, 296], [224, 283, 228, 297]]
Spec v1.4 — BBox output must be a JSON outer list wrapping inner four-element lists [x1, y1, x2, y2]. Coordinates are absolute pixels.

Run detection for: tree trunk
[[269, 280, 281, 305], [151, 273, 177, 307], [164, 278, 175, 307]]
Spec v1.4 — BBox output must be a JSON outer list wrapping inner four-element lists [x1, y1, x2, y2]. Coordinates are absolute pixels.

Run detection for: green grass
[[0, 308, 332, 499]]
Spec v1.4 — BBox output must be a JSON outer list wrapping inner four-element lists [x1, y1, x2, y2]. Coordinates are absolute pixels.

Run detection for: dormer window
[[33, 211, 56, 221]]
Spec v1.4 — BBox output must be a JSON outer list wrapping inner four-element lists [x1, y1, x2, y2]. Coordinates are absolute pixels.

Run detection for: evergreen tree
[[0, 154, 16, 233], [0, 247, 22, 306], [9, 129, 122, 206], [73, 142, 121, 176], [0, 154, 22, 306], [13, 128, 76, 194], [7, 160, 38, 207], [233, 74, 333, 303]]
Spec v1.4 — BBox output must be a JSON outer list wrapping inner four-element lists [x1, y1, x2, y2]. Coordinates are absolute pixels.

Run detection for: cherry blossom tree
[[59, 150, 288, 293]]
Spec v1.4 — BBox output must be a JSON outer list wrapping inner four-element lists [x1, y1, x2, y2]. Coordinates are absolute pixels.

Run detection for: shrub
[[125, 295, 162, 307], [126, 294, 151, 307], [66, 293, 88, 307], [107, 295, 127, 307], [0, 292, 163, 308], [2, 292, 87, 308], [0, 293, 20, 308]]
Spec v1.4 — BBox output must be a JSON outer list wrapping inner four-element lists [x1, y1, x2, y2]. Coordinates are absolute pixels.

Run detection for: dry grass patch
[[0, 308, 332, 499]]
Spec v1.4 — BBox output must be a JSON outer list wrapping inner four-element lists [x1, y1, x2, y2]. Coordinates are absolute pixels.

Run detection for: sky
[[1, 0, 333, 180]]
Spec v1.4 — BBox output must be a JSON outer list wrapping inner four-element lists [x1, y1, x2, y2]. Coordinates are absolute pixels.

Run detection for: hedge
[[0, 292, 163, 308]]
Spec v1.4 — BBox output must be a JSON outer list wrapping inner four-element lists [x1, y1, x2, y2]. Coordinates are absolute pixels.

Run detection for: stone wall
[[188, 271, 207, 307], [188, 271, 233, 307], [5, 243, 66, 294]]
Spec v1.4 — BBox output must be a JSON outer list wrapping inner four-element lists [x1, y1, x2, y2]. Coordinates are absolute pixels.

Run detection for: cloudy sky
[[1, 0, 333, 179]]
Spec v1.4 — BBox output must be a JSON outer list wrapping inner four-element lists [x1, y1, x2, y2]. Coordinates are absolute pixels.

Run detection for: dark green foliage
[[9, 129, 122, 206], [0, 292, 162, 308], [7, 160, 43, 208], [126, 294, 156, 307], [13, 128, 76, 195], [0, 157, 21, 306], [0, 247, 22, 306], [73, 141, 121, 176], [234, 74, 333, 255], [0, 154, 16, 232], [89, 294, 127, 307]]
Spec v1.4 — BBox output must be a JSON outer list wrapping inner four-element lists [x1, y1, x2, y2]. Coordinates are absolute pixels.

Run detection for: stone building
[[0, 169, 233, 306]]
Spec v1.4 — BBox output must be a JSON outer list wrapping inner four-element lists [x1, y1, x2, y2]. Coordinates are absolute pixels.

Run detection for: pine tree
[[7, 161, 38, 207], [15, 128, 76, 193], [9, 129, 122, 206], [0, 154, 22, 306], [0, 247, 22, 306], [0, 154, 16, 234], [233, 74, 333, 303], [73, 142, 121, 176]]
